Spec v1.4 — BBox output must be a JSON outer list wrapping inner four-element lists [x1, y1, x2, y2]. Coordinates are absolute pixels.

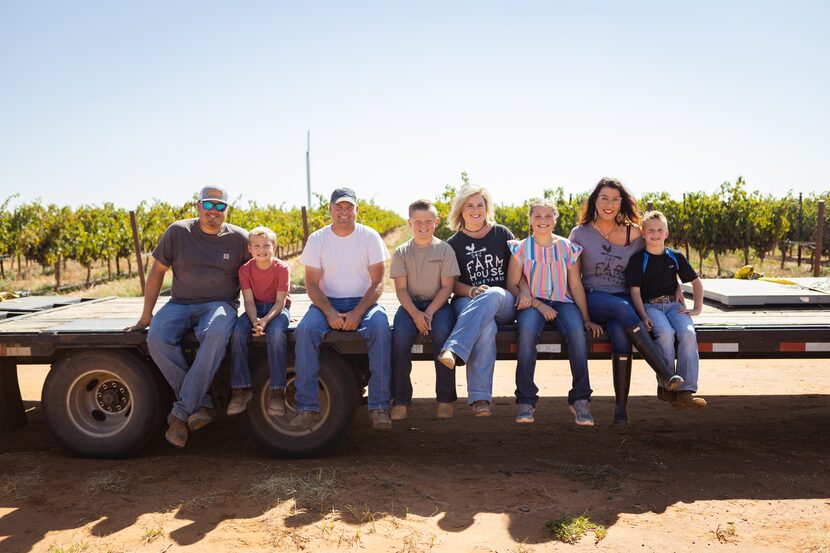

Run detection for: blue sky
[[2, 1, 828, 216]]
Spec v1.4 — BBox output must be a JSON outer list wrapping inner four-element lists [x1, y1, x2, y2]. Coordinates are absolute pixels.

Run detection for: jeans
[[645, 301, 699, 392], [294, 297, 391, 412], [147, 300, 237, 421], [391, 300, 456, 405], [585, 289, 641, 354], [516, 300, 592, 405], [230, 303, 290, 390], [443, 287, 517, 403]]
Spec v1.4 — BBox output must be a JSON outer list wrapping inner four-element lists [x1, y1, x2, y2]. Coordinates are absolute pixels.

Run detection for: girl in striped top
[[506, 198, 603, 425]]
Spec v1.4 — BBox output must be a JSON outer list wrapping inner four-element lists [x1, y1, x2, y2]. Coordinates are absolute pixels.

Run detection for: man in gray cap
[[293, 187, 393, 430], [129, 186, 250, 448]]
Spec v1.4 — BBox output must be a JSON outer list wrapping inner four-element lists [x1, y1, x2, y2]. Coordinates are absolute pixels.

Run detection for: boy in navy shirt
[[625, 211, 706, 408]]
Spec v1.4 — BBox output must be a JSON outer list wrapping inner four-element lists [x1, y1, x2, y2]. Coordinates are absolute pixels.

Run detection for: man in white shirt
[[292, 188, 393, 430]]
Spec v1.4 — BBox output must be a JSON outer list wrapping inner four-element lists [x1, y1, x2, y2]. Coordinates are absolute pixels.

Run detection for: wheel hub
[[96, 380, 129, 413]]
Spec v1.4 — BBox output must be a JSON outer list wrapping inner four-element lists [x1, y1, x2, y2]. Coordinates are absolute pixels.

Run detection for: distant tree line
[[0, 194, 404, 289], [431, 174, 829, 275]]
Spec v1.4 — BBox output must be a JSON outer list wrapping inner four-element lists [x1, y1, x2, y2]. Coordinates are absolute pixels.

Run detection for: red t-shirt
[[238, 258, 291, 308]]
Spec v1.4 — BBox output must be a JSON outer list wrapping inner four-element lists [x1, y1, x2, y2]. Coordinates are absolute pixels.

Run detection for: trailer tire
[[42, 350, 165, 458], [245, 348, 360, 458]]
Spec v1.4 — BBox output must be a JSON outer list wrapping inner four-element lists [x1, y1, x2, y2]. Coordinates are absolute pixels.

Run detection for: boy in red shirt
[[227, 226, 291, 416]]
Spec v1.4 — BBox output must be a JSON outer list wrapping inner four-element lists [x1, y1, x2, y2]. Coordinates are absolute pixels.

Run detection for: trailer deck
[[1, 293, 829, 458]]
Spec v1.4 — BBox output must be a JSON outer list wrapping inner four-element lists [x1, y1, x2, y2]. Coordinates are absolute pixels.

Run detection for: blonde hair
[[527, 198, 559, 219], [448, 184, 496, 232], [248, 226, 277, 244], [641, 210, 668, 228]]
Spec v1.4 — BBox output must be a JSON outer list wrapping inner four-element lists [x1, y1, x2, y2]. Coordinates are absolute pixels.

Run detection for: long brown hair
[[577, 177, 641, 226]]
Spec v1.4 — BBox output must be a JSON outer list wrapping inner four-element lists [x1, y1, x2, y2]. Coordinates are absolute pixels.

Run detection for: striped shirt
[[509, 235, 582, 302]]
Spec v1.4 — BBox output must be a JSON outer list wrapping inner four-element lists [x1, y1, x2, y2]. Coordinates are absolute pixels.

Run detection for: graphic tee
[[390, 237, 460, 301], [625, 248, 698, 301], [238, 258, 292, 308], [509, 235, 582, 302], [568, 224, 644, 294], [299, 223, 389, 298], [153, 219, 249, 307], [447, 224, 515, 288]]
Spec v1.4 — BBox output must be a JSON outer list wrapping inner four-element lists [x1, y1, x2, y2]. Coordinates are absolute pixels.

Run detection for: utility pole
[[306, 131, 312, 209]]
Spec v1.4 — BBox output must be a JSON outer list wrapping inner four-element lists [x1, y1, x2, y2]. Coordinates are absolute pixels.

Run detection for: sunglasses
[[201, 200, 228, 212]]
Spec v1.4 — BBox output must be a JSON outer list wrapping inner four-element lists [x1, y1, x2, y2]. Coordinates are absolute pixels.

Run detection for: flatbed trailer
[[1, 294, 829, 458]]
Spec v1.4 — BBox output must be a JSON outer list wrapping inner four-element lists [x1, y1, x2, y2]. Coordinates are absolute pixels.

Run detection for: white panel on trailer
[[682, 278, 830, 306]]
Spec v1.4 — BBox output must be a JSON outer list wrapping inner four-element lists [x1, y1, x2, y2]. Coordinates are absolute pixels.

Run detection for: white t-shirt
[[300, 223, 390, 298]]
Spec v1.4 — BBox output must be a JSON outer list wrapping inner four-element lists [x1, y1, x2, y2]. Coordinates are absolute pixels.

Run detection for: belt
[[646, 295, 674, 304]]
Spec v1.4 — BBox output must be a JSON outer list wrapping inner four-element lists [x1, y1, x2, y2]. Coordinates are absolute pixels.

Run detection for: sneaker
[[664, 375, 684, 391], [187, 407, 217, 431], [267, 388, 287, 416], [471, 400, 491, 417], [165, 414, 188, 448], [515, 404, 535, 424], [569, 399, 594, 426], [227, 389, 253, 416], [390, 404, 408, 421], [437, 350, 456, 370], [436, 402, 454, 419], [673, 391, 707, 409], [288, 410, 318, 430], [370, 409, 392, 430]]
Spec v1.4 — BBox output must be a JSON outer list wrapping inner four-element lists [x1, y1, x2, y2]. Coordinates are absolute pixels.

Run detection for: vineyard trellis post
[[813, 200, 825, 277], [129, 211, 146, 295]]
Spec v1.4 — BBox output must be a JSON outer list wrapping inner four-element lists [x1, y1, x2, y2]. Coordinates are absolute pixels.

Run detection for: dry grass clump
[[82, 470, 129, 497], [0, 470, 43, 500], [249, 469, 338, 512]]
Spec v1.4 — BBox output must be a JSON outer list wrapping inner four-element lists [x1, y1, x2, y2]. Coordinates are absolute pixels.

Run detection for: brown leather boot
[[165, 414, 188, 448]]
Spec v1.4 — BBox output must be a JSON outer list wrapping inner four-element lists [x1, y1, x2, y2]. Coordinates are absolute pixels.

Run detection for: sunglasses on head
[[201, 200, 228, 212]]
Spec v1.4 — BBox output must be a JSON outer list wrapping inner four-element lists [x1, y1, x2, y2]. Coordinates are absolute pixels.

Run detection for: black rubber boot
[[624, 322, 684, 391], [612, 354, 632, 425]]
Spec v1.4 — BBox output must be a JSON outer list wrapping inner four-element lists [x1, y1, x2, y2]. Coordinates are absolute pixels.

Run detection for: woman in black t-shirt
[[437, 184, 527, 417]]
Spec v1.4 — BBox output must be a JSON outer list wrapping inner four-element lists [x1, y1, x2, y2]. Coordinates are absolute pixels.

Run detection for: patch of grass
[[249, 469, 338, 512], [0, 470, 43, 500], [545, 515, 607, 544], [141, 523, 164, 544], [714, 522, 738, 543], [82, 470, 128, 497], [47, 542, 89, 553], [182, 489, 220, 510], [536, 458, 629, 490]]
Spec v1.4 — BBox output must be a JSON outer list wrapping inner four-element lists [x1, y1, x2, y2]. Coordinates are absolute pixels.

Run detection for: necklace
[[593, 222, 619, 241], [463, 222, 489, 237]]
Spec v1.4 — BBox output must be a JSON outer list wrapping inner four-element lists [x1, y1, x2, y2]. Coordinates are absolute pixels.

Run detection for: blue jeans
[[585, 290, 641, 354], [645, 301, 699, 392], [392, 300, 456, 405], [516, 300, 592, 405], [230, 303, 290, 390], [443, 287, 517, 403], [294, 297, 391, 412], [147, 301, 237, 421]]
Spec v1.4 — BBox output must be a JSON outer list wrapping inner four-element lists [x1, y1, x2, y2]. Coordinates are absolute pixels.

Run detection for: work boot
[[288, 410, 318, 430], [471, 400, 491, 417], [371, 409, 392, 430], [625, 322, 684, 391], [267, 388, 287, 417], [657, 386, 676, 403], [672, 391, 707, 409], [612, 354, 632, 424], [226, 389, 253, 416], [390, 404, 408, 421], [436, 402, 454, 419], [165, 414, 188, 448], [187, 407, 217, 431]]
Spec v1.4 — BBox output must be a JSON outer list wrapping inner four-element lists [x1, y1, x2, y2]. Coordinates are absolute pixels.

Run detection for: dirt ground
[[1, 359, 829, 553]]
